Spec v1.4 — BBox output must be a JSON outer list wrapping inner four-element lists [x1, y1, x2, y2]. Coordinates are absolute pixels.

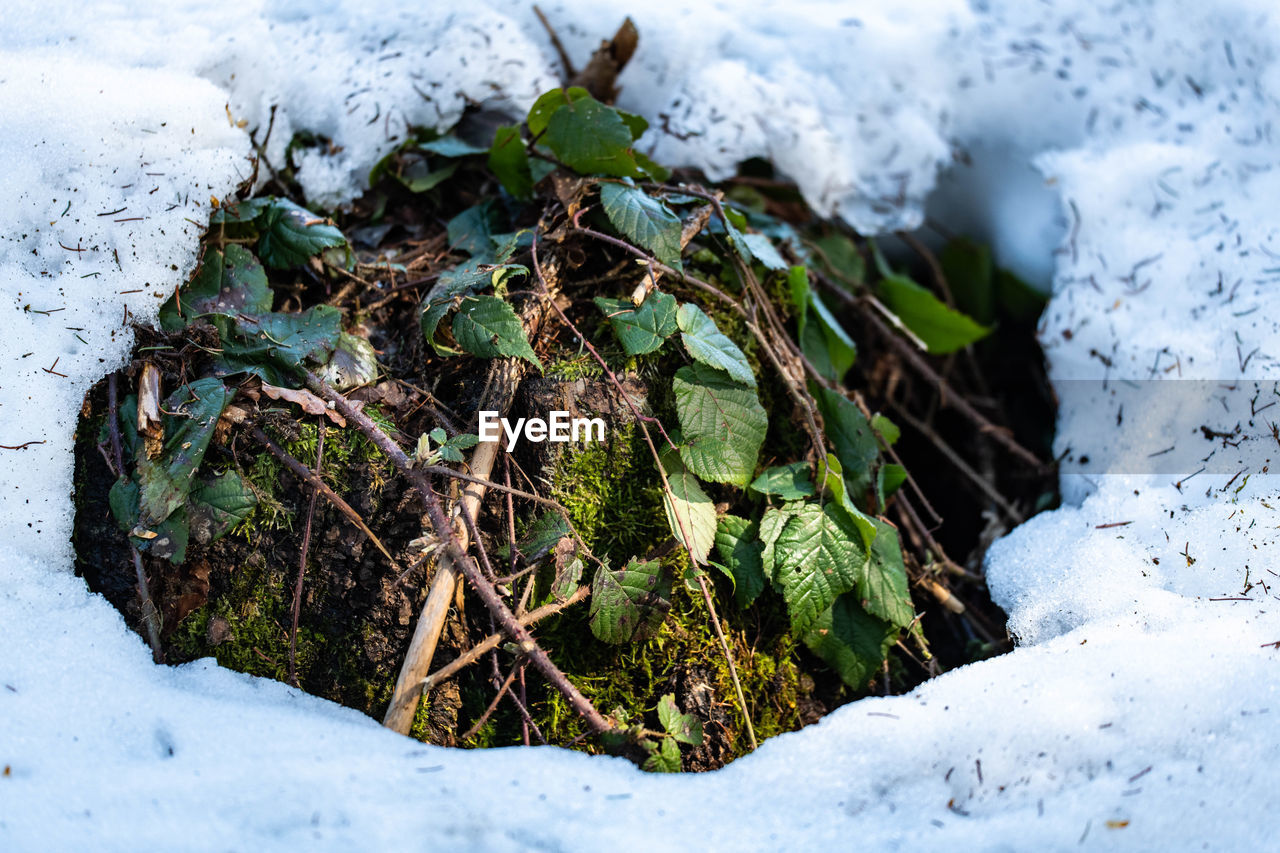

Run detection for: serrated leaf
[[673, 363, 766, 486], [714, 515, 765, 608], [446, 201, 503, 258], [816, 388, 880, 503], [527, 87, 586, 137], [189, 470, 257, 543], [642, 736, 682, 773], [489, 125, 534, 201], [594, 291, 678, 356], [159, 244, 271, 331], [134, 378, 234, 529], [878, 273, 991, 354], [817, 453, 878, 552], [253, 198, 348, 270], [589, 557, 671, 644], [452, 295, 542, 369], [600, 181, 683, 272], [519, 512, 573, 562], [802, 593, 897, 689], [540, 90, 643, 178], [862, 520, 914, 629], [658, 446, 717, 565], [657, 694, 703, 746], [551, 538, 584, 602], [419, 259, 507, 354], [774, 502, 869, 636], [750, 462, 816, 500], [676, 303, 755, 388], [213, 305, 343, 383], [759, 503, 800, 585]]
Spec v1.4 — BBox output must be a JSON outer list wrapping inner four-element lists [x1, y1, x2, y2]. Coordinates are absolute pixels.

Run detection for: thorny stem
[[289, 421, 323, 687], [531, 232, 759, 752], [303, 370, 614, 735], [107, 372, 163, 664]]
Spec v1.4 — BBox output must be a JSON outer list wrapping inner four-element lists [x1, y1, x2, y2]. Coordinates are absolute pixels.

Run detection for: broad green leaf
[[676, 303, 755, 387], [759, 503, 801, 584], [253, 198, 349, 270], [594, 291, 678, 356], [108, 477, 140, 534], [542, 92, 643, 178], [861, 520, 914, 629], [189, 470, 257, 543], [642, 736, 682, 773], [802, 594, 896, 689], [446, 201, 503, 258], [208, 197, 270, 229], [451, 295, 542, 369], [742, 233, 786, 270], [714, 515, 765, 608], [518, 512, 573, 562], [419, 259, 514, 354], [589, 557, 671, 644], [817, 453, 877, 551], [213, 305, 343, 383], [750, 462, 815, 500], [601, 181, 684, 272], [527, 87, 588, 137], [810, 233, 866, 288], [657, 694, 703, 746], [774, 501, 869, 636], [135, 378, 234, 529], [489, 125, 534, 201], [940, 237, 995, 325], [789, 266, 855, 382], [159, 244, 271, 331], [673, 363, 767, 486], [658, 446, 717, 565], [877, 463, 908, 508], [393, 156, 457, 193], [878, 273, 991, 354], [816, 388, 879, 502]]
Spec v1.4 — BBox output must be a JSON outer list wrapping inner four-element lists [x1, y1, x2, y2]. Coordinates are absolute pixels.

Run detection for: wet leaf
[[189, 470, 257, 543], [316, 333, 379, 391]]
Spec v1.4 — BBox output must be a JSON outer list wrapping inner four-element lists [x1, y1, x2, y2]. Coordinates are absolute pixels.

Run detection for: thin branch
[[289, 421, 323, 686]]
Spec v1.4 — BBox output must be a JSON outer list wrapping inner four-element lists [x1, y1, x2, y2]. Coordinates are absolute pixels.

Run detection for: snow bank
[[3, 0, 1280, 848]]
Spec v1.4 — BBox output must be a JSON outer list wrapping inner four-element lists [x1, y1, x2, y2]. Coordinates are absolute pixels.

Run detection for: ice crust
[[4, 0, 1280, 848]]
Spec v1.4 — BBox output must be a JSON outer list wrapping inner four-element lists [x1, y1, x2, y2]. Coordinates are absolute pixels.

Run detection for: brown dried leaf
[[260, 382, 346, 427]]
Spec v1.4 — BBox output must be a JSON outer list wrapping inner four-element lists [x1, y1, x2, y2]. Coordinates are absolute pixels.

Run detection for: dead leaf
[[261, 382, 346, 427]]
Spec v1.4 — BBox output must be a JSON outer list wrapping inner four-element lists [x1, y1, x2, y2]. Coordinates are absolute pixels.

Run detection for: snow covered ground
[[4, 0, 1280, 848]]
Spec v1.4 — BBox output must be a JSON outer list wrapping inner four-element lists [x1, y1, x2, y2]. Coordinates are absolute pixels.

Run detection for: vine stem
[[531, 232, 758, 752], [288, 420, 323, 687], [303, 370, 613, 736]]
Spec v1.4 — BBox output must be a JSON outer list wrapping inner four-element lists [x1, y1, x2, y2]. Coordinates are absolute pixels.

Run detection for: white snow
[[4, 0, 1280, 848]]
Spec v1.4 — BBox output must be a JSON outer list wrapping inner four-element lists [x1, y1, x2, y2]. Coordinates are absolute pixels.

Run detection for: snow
[[4, 0, 1280, 848]]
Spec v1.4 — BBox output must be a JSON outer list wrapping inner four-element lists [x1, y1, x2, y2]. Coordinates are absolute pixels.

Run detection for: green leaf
[[714, 515, 765, 608], [317, 333, 379, 391], [451, 295, 542, 369], [108, 477, 140, 534], [750, 462, 816, 500], [742, 233, 786, 270], [419, 135, 488, 157], [642, 736, 682, 773], [877, 463, 908, 508], [816, 388, 879, 503], [418, 259, 517, 354], [673, 364, 767, 486], [527, 87, 587, 137], [600, 181, 683, 272], [810, 233, 865, 289], [676, 303, 755, 387], [144, 510, 190, 564], [134, 378, 234, 529], [189, 470, 257, 543], [213, 305, 343, 383], [446, 201, 503, 258], [589, 557, 671, 644], [861, 520, 914, 629], [159, 244, 271, 331], [658, 446, 717, 565], [817, 453, 878, 551], [939, 237, 995, 325], [518, 512, 573, 562], [540, 90, 643, 178], [489, 125, 533, 200], [657, 694, 703, 746], [759, 503, 801, 584], [253, 198, 349, 270], [802, 594, 896, 688], [774, 502, 869, 636], [789, 266, 855, 382], [871, 414, 900, 446], [878, 273, 991, 354], [593, 291, 678, 356], [393, 156, 457, 193]]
